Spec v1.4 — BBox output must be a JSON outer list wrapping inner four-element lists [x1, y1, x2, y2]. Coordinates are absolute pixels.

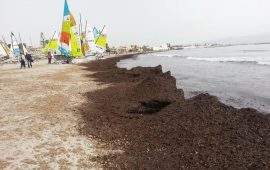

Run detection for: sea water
[[117, 44, 270, 113]]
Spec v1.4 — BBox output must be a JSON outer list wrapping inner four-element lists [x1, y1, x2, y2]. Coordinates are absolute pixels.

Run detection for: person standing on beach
[[19, 54, 26, 69], [25, 53, 33, 68], [66, 55, 69, 64], [47, 51, 52, 64]]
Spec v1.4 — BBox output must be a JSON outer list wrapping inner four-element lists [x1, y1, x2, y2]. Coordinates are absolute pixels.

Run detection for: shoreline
[[117, 52, 270, 113], [80, 54, 270, 169]]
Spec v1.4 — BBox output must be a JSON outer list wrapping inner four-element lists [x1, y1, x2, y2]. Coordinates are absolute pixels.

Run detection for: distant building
[[153, 44, 169, 51], [117, 46, 128, 54], [116, 44, 154, 54]]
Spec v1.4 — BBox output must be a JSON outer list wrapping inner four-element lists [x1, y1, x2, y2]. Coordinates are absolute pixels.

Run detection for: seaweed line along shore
[[80, 54, 270, 169]]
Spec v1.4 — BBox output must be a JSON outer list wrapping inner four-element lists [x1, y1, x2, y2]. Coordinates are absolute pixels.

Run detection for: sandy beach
[[2, 0, 270, 168], [0, 60, 111, 169], [1, 55, 270, 169]]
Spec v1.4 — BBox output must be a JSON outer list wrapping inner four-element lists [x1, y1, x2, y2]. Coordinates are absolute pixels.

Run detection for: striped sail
[[59, 0, 71, 57]]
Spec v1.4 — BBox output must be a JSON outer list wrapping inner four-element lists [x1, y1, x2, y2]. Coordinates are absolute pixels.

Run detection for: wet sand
[[81, 54, 270, 169]]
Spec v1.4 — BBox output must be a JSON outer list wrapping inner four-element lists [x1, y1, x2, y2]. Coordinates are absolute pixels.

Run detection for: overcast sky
[[1, 0, 270, 47]]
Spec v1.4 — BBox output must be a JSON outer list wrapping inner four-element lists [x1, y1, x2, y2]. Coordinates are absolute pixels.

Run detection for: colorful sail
[[11, 32, 20, 56], [84, 25, 107, 55], [55, 0, 108, 57], [59, 0, 71, 56], [43, 32, 60, 54], [95, 26, 107, 53], [43, 40, 59, 53], [81, 32, 89, 56], [70, 29, 83, 57], [70, 12, 83, 57]]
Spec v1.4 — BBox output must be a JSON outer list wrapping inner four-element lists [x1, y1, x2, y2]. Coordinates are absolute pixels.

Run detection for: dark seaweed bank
[[80, 54, 270, 169]]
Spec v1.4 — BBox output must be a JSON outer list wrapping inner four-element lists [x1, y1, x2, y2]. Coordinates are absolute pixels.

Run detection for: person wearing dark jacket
[[25, 53, 33, 68], [19, 55, 26, 69]]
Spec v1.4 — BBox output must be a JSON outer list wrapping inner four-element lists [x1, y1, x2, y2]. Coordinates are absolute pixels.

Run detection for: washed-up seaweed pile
[[80, 54, 270, 169]]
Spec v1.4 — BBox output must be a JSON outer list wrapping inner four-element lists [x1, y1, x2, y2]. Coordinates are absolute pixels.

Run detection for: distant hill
[[208, 33, 270, 44]]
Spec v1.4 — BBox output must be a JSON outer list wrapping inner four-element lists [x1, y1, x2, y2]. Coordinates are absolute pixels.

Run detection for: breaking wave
[[150, 51, 270, 66], [187, 57, 270, 66], [150, 54, 178, 58], [242, 50, 267, 53]]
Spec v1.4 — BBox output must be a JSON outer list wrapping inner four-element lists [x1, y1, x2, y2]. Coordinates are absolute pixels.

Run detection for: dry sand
[[0, 60, 114, 169]]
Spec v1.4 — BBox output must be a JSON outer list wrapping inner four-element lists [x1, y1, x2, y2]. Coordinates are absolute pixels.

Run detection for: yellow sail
[[95, 26, 107, 53], [42, 39, 58, 53], [69, 11, 83, 57], [70, 29, 83, 57], [96, 36, 106, 49], [81, 33, 89, 56]]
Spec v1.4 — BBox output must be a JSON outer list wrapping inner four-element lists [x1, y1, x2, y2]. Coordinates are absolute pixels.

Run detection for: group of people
[[18, 50, 71, 69], [19, 53, 33, 69]]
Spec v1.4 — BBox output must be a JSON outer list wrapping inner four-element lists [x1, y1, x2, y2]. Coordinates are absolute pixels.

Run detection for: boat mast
[[79, 13, 82, 37], [83, 20, 88, 56], [10, 33, 14, 54], [60, 0, 65, 56], [84, 20, 87, 37]]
